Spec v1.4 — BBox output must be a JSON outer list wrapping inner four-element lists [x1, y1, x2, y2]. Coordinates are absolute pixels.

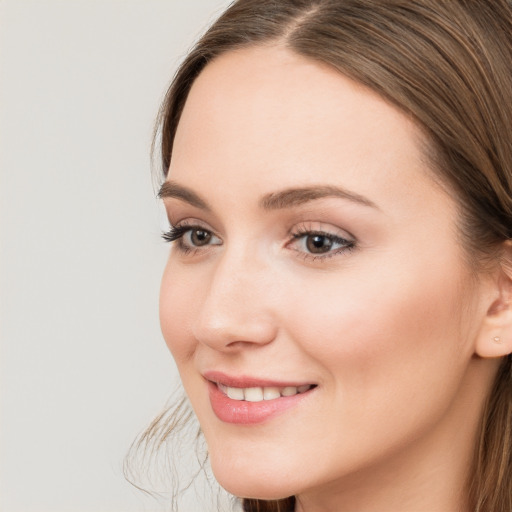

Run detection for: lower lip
[[207, 381, 314, 425]]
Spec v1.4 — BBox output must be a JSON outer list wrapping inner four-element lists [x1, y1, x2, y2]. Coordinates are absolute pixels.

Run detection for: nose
[[192, 247, 278, 352]]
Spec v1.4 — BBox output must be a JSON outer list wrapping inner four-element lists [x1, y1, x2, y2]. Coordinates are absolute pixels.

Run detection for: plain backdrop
[[0, 1, 234, 511]]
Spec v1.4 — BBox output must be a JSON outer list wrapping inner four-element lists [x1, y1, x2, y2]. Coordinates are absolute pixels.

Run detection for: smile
[[218, 383, 314, 402], [205, 373, 317, 424]]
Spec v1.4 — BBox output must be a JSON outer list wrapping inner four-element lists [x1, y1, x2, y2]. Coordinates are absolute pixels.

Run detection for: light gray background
[[0, 1, 233, 510]]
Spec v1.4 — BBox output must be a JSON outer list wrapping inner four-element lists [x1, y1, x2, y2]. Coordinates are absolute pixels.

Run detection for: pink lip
[[203, 370, 312, 388], [204, 371, 316, 425]]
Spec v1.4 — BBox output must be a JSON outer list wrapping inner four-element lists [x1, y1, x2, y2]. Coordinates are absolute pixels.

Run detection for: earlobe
[[475, 306, 512, 358], [475, 242, 512, 358]]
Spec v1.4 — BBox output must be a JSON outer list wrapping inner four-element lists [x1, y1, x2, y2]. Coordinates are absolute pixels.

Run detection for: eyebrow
[[158, 180, 211, 211], [158, 181, 378, 211], [260, 185, 379, 210]]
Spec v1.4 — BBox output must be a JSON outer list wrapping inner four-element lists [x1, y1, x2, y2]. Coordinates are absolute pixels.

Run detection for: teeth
[[226, 386, 244, 400], [263, 386, 281, 400], [220, 384, 313, 402], [244, 387, 264, 402], [281, 386, 297, 396]]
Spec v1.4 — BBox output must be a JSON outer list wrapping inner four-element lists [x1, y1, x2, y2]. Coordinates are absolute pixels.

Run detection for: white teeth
[[263, 387, 281, 400], [226, 386, 244, 400], [281, 386, 297, 396], [244, 387, 264, 402], [220, 384, 313, 402]]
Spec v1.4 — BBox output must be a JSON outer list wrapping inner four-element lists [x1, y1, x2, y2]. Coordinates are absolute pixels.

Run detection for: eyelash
[[288, 228, 356, 261], [161, 224, 213, 255], [161, 225, 194, 244], [161, 224, 356, 261]]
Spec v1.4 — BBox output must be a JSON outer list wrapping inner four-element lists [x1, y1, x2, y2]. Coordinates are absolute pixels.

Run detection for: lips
[[204, 371, 317, 424]]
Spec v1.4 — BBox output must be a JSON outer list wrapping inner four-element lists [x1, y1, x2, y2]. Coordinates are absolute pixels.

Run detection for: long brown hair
[[146, 1, 512, 510]]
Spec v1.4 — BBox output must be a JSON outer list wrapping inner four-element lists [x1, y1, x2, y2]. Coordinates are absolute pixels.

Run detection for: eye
[[288, 228, 355, 259], [162, 224, 222, 252], [304, 234, 336, 254], [186, 228, 214, 246]]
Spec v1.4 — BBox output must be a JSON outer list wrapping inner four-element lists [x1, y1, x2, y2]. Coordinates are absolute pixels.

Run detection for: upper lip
[[202, 370, 316, 388]]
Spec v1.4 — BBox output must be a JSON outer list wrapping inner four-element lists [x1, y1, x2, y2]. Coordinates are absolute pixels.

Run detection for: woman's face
[[159, 46, 493, 502]]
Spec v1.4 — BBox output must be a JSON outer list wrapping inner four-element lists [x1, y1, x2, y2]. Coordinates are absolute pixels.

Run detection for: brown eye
[[190, 229, 212, 246], [306, 234, 333, 253], [289, 229, 355, 260]]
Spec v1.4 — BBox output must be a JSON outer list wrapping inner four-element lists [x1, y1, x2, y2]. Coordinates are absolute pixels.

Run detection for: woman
[[144, 1, 512, 510]]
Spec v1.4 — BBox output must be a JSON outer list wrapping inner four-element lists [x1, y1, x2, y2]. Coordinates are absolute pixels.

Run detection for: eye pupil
[[307, 235, 332, 253], [191, 229, 211, 246]]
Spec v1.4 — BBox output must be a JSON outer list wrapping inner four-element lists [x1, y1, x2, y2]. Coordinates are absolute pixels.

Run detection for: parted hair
[[148, 1, 512, 511]]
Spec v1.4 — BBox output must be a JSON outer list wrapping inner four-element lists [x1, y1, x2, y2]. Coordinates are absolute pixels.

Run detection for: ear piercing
[[493, 336, 503, 344]]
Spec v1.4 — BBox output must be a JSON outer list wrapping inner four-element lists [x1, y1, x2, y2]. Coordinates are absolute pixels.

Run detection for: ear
[[475, 240, 512, 358]]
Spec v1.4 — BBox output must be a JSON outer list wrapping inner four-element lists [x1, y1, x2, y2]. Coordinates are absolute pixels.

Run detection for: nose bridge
[[193, 241, 277, 349]]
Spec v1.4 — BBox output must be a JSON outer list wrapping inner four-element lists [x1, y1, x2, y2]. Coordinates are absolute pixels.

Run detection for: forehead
[[169, 45, 446, 216]]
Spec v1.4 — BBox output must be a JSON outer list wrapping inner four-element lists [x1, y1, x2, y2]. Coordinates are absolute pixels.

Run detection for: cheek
[[283, 254, 475, 410], [159, 260, 198, 364]]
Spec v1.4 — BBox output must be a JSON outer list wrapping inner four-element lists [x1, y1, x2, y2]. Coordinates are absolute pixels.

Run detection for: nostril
[[224, 339, 265, 350]]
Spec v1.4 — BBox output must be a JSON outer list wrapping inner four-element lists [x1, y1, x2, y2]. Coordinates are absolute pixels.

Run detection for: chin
[[209, 453, 301, 500], [216, 477, 295, 502]]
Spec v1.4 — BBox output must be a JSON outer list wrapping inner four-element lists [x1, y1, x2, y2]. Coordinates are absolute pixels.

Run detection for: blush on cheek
[[286, 258, 470, 381]]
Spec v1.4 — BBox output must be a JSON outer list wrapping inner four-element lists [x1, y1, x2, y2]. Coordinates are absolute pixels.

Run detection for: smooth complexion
[[159, 46, 502, 512]]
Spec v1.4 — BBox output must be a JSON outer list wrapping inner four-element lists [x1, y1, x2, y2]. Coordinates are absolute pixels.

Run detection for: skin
[[159, 45, 504, 511]]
